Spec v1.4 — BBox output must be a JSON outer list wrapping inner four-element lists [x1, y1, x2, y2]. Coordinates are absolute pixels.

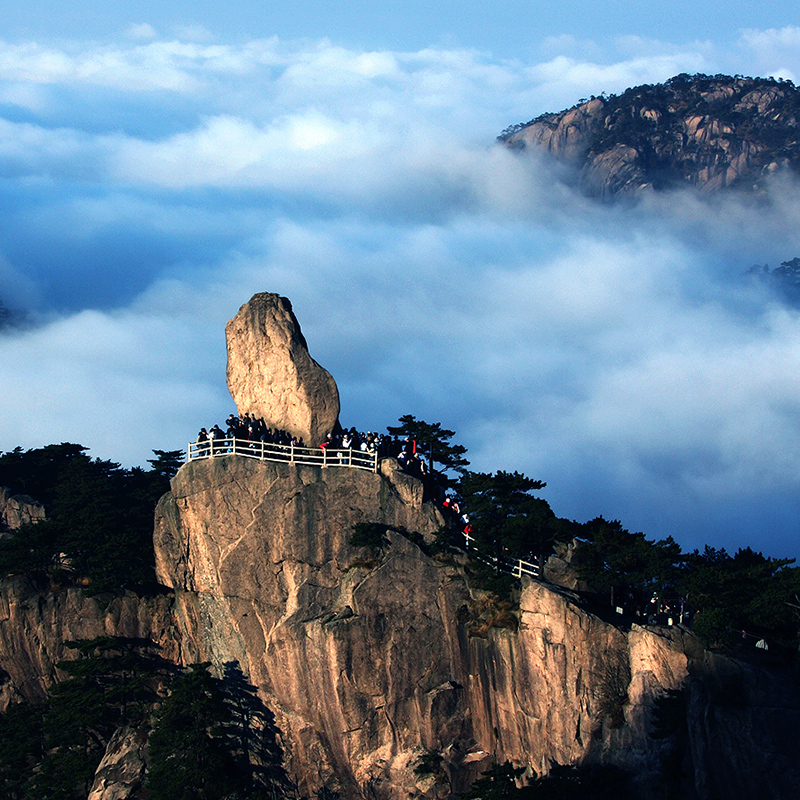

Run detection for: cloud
[[740, 26, 800, 82], [127, 23, 158, 41], [1, 30, 800, 561]]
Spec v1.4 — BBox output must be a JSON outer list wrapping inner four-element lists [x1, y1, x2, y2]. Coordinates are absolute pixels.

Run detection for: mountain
[[499, 73, 800, 198], [0, 293, 799, 800]]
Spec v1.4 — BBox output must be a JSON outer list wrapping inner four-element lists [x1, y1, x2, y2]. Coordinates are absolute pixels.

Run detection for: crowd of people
[[194, 417, 441, 467], [195, 413, 305, 455], [192, 415, 472, 531], [614, 590, 690, 627]]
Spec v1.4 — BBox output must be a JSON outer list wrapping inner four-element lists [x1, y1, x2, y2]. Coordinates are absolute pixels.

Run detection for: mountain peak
[[500, 73, 800, 197]]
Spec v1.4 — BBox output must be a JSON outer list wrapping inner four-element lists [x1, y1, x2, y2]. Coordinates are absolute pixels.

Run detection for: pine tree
[[386, 415, 469, 487], [457, 470, 559, 560], [25, 637, 170, 800], [147, 664, 236, 800]]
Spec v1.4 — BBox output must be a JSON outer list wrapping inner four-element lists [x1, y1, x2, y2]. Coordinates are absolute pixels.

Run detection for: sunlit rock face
[[225, 293, 340, 446], [0, 577, 178, 709], [0, 487, 45, 530], [1, 294, 799, 800], [87, 726, 147, 800], [501, 74, 800, 198], [153, 453, 800, 800]]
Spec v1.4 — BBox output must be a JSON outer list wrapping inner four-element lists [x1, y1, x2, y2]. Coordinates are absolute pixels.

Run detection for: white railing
[[187, 437, 378, 472], [463, 531, 541, 579]]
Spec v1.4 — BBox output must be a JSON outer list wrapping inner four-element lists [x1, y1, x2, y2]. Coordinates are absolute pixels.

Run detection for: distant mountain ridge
[[500, 73, 800, 197]]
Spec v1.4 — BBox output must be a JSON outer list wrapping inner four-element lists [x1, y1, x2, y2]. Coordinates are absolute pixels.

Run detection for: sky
[[2, 2, 800, 560]]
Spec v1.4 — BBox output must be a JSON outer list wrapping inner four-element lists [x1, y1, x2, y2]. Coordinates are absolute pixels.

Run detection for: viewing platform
[[186, 436, 541, 579], [187, 437, 379, 472]]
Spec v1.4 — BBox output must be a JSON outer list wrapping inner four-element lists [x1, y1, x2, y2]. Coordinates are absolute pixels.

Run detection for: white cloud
[[127, 23, 158, 41], [1, 29, 800, 559], [739, 26, 800, 82]]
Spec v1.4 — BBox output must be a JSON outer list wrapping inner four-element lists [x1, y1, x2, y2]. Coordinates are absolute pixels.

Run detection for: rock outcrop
[[0, 486, 45, 531], [0, 577, 178, 709], [1, 294, 799, 800], [225, 293, 340, 445], [500, 73, 800, 198], [152, 454, 800, 800], [87, 727, 148, 800]]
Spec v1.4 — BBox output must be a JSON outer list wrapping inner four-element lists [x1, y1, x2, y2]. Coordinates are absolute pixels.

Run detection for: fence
[[186, 439, 540, 579], [187, 437, 378, 472], [463, 531, 541, 579]]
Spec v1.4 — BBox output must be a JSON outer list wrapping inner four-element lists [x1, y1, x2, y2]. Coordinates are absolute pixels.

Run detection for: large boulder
[[225, 293, 340, 446], [87, 726, 147, 800]]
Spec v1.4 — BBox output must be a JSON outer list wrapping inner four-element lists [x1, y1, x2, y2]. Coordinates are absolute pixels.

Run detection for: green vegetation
[[575, 520, 800, 653], [575, 517, 682, 599], [0, 443, 182, 594], [0, 636, 172, 800], [387, 414, 469, 488], [0, 641, 292, 800], [350, 521, 390, 550], [378, 418, 800, 655], [413, 750, 444, 777], [498, 73, 800, 192], [458, 471, 559, 560], [0, 426, 798, 796], [747, 256, 800, 304]]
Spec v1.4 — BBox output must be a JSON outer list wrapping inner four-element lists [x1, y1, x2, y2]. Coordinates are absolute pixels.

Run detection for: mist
[[1, 30, 800, 560]]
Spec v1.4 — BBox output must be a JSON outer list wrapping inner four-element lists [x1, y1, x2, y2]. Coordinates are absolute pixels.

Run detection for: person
[[341, 432, 352, 464], [210, 424, 225, 454], [196, 428, 210, 457]]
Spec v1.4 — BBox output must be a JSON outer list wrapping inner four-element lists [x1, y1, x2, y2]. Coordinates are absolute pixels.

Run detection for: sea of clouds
[[2, 26, 800, 558]]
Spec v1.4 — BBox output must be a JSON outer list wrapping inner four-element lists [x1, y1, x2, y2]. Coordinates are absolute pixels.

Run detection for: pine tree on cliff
[[147, 662, 294, 800], [387, 415, 469, 486], [24, 637, 170, 800], [0, 443, 176, 593], [147, 663, 234, 800], [457, 470, 569, 560]]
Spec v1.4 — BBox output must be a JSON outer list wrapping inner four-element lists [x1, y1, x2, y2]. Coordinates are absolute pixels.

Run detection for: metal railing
[[187, 437, 378, 472], [463, 531, 541, 579]]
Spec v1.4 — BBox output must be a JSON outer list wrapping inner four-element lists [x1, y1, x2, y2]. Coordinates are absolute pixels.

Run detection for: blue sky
[[2, 4, 800, 559], [2, 1, 799, 60]]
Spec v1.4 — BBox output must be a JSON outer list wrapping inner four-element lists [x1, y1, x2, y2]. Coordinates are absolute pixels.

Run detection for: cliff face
[[0, 577, 179, 709], [0, 455, 797, 798], [501, 74, 800, 198], [152, 454, 800, 800], [2, 288, 798, 799]]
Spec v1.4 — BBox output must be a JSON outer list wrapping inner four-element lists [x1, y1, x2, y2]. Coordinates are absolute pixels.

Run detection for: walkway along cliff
[[1, 292, 799, 800]]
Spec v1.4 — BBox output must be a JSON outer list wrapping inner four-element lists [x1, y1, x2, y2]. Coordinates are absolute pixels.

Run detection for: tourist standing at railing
[[209, 424, 225, 454], [341, 432, 353, 464], [196, 428, 210, 456]]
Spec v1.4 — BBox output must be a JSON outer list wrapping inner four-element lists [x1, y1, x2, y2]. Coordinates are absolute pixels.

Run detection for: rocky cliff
[[0, 446, 798, 800], [1, 291, 799, 800], [0, 486, 45, 530], [500, 73, 800, 198], [150, 454, 800, 800]]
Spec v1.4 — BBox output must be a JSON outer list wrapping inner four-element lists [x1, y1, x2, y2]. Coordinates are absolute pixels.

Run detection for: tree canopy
[[457, 470, 562, 559], [0, 443, 180, 593], [387, 415, 469, 486]]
